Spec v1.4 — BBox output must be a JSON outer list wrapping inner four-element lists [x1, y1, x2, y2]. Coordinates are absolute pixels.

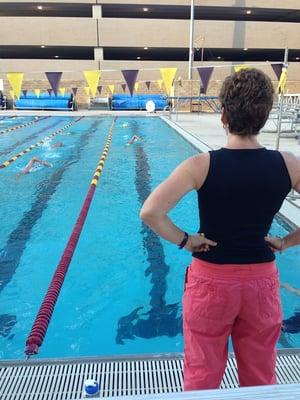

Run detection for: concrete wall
[[3, 16, 298, 50], [98, 0, 300, 9], [99, 18, 300, 49], [1, 1, 300, 98], [1, 17, 98, 46], [4, 0, 300, 9]]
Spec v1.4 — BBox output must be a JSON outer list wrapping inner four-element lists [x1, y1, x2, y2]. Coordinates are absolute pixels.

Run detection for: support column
[[92, 5, 102, 19]]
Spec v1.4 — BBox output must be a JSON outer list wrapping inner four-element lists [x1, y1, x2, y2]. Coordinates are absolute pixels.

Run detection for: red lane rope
[[25, 118, 116, 357]]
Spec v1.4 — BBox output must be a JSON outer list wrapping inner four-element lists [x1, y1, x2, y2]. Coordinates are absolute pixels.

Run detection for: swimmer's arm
[[280, 282, 300, 296], [22, 158, 36, 173], [34, 158, 52, 167], [140, 153, 213, 248]]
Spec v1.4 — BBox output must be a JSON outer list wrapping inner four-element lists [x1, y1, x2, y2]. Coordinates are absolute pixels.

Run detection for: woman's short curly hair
[[219, 68, 274, 136]]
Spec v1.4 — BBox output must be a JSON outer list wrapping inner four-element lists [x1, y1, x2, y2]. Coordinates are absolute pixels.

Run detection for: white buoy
[[146, 100, 155, 113], [83, 379, 100, 398]]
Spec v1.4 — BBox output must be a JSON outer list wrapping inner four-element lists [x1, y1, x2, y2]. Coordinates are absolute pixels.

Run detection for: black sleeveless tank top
[[193, 148, 292, 264]]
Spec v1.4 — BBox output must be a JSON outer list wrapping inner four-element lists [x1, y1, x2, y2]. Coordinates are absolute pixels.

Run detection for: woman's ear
[[221, 107, 228, 128]]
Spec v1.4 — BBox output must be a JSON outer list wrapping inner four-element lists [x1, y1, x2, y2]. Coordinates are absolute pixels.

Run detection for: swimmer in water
[[126, 135, 142, 146], [51, 141, 64, 148], [17, 157, 52, 178]]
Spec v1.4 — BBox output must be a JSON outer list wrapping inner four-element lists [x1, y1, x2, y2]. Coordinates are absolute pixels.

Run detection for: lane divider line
[[25, 117, 116, 357], [0, 117, 84, 170], [0, 116, 49, 136]]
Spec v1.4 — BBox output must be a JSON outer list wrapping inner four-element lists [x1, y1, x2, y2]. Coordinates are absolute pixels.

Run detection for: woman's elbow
[[140, 206, 157, 224]]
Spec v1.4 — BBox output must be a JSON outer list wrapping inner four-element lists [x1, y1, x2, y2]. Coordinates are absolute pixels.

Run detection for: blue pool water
[[0, 115, 299, 360]]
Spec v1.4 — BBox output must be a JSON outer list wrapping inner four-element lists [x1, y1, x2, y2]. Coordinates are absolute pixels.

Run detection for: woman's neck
[[225, 132, 263, 149]]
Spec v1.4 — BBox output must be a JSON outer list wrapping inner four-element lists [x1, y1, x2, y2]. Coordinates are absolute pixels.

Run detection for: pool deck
[[1, 350, 300, 399], [167, 112, 300, 156]]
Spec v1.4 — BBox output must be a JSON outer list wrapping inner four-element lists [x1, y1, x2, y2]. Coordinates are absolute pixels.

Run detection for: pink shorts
[[183, 258, 282, 390]]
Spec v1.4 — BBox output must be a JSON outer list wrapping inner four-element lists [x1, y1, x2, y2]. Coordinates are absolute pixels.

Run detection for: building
[[0, 0, 300, 104]]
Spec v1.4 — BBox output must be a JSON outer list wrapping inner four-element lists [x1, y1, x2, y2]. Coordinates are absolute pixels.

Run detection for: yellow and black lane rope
[[0, 116, 46, 136], [0, 116, 84, 170], [90, 118, 116, 186]]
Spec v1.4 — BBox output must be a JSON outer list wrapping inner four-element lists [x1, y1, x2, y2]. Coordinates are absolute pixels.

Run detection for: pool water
[[0, 115, 299, 360]]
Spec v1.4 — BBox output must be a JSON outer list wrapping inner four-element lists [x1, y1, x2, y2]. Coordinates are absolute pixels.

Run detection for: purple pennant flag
[[121, 84, 127, 92], [22, 89, 28, 97], [121, 70, 139, 96], [45, 72, 63, 96], [197, 67, 214, 94], [97, 86, 102, 95], [271, 64, 283, 80], [47, 88, 53, 96], [145, 81, 151, 90], [72, 87, 78, 96]]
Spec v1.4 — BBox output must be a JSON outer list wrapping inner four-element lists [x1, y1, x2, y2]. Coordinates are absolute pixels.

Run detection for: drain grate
[[1, 351, 300, 399]]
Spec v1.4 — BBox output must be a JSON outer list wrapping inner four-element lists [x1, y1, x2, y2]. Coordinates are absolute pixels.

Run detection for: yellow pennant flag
[[234, 64, 250, 73], [277, 67, 287, 94], [34, 89, 41, 98], [157, 80, 163, 89], [6, 72, 24, 99], [109, 85, 115, 94], [9, 90, 14, 98], [160, 68, 177, 96], [59, 87, 66, 96], [134, 82, 139, 92], [84, 86, 90, 96], [83, 70, 101, 97]]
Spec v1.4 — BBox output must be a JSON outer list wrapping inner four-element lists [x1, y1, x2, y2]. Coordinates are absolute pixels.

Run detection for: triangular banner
[[157, 80, 163, 89], [277, 67, 288, 94], [59, 87, 65, 96], [84, 86, 90, 96], [34, 89, 41, 98], [145, 81, 151, 90], [160, 68, 177, 96], [83, 70, 101, 97], [234, 64, 250, 73], [47, 88, 53, 96], [72, 87, 78, 96], [6, 72, 24, 99], [271, 64, 283, 81], [121, 70, 139, 96], [22, 89, 28, 97], [97, 86, 102, 95], [134, 82, 139, 92], [45, 72, 62, 96], [121, 84, 127, 92], [108, 85, 115, 94], [197, 67, 214, 93]]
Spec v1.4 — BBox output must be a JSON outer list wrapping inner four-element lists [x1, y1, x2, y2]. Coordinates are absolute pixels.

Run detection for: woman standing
[[140, 68, 300, 390]]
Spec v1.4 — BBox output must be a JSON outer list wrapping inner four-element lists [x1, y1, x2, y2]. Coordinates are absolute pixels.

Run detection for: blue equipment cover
[[112, 94, 168, 110], [15, 92, 73, 109]]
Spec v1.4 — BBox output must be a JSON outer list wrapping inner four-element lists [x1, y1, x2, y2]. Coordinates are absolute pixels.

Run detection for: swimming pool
[[0, 115, 299, 360]]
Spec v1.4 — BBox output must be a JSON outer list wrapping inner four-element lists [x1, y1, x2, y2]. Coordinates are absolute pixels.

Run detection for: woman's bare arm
[[140, 153, 217, 252]]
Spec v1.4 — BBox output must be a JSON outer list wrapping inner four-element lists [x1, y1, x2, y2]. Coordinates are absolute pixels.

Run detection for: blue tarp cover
[[112, 94, 168, 110], [15, 92, 72, 109]]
